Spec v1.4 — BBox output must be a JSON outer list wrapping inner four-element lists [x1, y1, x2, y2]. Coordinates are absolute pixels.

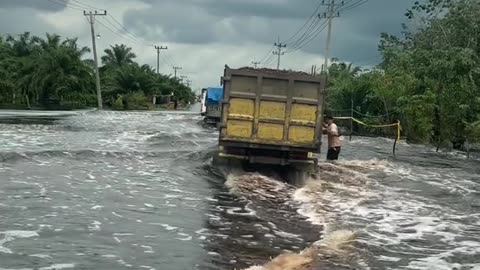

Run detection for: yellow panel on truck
[[216, 66, 326, 168]]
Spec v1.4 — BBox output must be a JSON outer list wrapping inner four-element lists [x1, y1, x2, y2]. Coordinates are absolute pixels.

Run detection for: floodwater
[[0, 110, 479, 270]]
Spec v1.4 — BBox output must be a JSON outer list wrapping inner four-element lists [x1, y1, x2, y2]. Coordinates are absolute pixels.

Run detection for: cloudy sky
[[0, 0, 415, 91]]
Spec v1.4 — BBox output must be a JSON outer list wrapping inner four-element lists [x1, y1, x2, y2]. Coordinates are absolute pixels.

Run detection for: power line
[[95, 18, 146, 48], [45, 0, 154, 48], [258, 0, 323, 66], [107, 14, 154, 46], [69, 0, 105, 11], [56, 0, 92, 10], [286, 17, 323, 51], [263, 53, 275, 67], [102, 17, 150, 46], [259, 44, 276, 64], [338, 0, 369, 12], [46, 0, 83, 11], [281, 0, 325, 44], [285, 19, 327, 53], [285, 20, 329, 53]]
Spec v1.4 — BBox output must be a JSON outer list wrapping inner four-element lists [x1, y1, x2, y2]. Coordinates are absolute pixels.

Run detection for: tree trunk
[[25, 94, 31, 109], [12, 93, 16, 104], [466, 138, 470, 160], [434, 83, 443, 152]]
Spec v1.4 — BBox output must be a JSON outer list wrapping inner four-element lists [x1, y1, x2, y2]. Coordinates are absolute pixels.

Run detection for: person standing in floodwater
[[323, 115, 341, 160], [173, 97, 178, 110]]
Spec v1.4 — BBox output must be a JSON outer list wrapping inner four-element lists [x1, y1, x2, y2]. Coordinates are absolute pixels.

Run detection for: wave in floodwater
[[223, 158, 480, 270], [1, 111, 480, 270]]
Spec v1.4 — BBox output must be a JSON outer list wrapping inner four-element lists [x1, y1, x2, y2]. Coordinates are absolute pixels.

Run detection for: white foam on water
[[140, 245, 154, 254], [292, 158, 480, 269], [151, 223, 178, 231], [30, 254, 52, 259], [176, 233, 193, 241], [144, 203, 154, 208], [0, 230, 39, 254], [88, 221, 102, 231], [226, 206, 257, 217], [272, 230, 303, 240], [112, 212, 124, 218], [113, 233, 133, 236], [101, 254, 117, 258], [39, 264, 75, 270]]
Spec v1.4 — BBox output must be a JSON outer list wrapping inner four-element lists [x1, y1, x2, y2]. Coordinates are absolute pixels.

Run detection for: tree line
[[326, 0, 480, 151], [0, 33, 195, 110]]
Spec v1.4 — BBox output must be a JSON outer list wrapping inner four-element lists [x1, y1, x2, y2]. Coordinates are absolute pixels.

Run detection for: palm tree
[[105, 63, 157, 96], [5, 32, 40, 57], [18, 34, 94, 106], [101, 44, 136, 67]]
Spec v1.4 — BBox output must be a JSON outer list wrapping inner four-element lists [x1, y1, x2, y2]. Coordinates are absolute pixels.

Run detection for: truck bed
[[218, 66, 326, 154]]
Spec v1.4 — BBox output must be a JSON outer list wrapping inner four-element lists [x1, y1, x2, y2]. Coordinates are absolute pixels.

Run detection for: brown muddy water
[[0, 110, 479, 270]]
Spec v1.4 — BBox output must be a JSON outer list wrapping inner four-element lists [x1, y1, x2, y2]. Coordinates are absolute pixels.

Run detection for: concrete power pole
[[186, 80, 192, 88], [320, 0, 342, 74], [84, 10, 107, 109], [173, 66, 182, 79], [155, 45, 168, 75], [251, 61, 260, 69], [273, 37, 286, 70], [180, 75, 187, 82]]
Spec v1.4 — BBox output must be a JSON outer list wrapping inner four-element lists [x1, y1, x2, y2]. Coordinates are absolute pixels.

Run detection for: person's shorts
[[327, 147, 341, 160]]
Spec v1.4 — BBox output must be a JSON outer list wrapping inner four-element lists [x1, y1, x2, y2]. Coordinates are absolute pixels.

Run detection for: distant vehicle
[[202, 86, 223, 124], [200, 88, 207, 116], [213, 66, 326, 183]]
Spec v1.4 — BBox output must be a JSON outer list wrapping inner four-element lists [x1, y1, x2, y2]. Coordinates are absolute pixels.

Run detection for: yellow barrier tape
[[334, 116, 401, 141]]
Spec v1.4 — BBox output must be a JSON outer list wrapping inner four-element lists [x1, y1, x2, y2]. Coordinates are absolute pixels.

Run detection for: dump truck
[[202, 86, 223, 124], [214, 66, 326, 183]]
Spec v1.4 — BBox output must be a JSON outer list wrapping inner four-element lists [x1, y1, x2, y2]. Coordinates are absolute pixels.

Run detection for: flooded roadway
[[0, 110, 479, 270]]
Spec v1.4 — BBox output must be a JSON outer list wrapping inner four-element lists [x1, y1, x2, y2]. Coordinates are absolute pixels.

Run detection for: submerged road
[[0, 110, 479, 270]]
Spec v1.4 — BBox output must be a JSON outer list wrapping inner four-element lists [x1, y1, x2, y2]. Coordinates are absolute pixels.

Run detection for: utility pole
[[251, 61, 260, 69], [84, 10, 107, 109], [173, 66, 182, 79], [186, 80, 192, 88], [273, 37, 286, 70], [320, 0, 342, 74], [154, 45, 168, 74], [180, 75, 187, 82]]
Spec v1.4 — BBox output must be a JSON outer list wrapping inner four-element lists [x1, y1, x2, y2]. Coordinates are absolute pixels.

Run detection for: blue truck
[[201, 86, 223, 124]]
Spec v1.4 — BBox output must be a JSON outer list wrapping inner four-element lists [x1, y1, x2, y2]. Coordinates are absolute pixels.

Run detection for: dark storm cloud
[[298, 0, 416, 64], [137, 0, 314, 19], [125, 0, 416, 65], [0, 0, 64, 11]]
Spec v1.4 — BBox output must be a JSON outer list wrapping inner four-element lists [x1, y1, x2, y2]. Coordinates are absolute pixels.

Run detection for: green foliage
[[101, 44, 136, 68], [111, 96, 124, 110], [0, 32, 95, 109], [123, 92, 153, 110], [328, 0, 480, 150], [0, 33, 196, 110]]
